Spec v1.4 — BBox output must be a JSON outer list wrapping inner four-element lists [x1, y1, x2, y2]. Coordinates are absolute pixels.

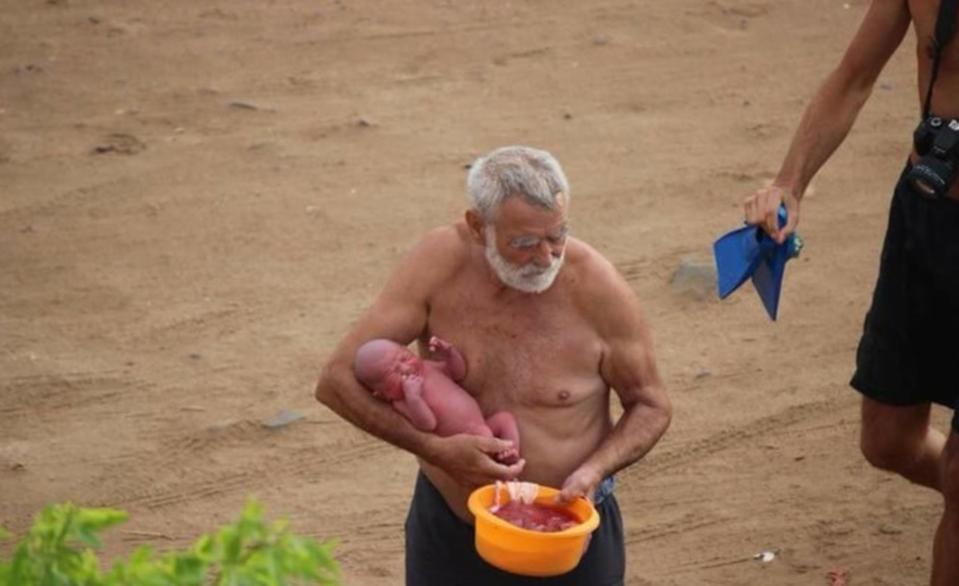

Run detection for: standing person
[[742, 2, 959, 583], [315, 145, 671, 585]]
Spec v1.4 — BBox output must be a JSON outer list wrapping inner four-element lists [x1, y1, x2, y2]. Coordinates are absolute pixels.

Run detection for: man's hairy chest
[[423, 286, 606, 409]]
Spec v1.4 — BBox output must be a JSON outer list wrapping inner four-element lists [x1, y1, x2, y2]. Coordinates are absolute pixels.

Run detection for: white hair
[[466, 146, 570, 220]]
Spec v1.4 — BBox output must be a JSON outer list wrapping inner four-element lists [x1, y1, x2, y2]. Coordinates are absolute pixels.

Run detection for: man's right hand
[[743, 184, 800, 244], [426, 434, 525, 487]]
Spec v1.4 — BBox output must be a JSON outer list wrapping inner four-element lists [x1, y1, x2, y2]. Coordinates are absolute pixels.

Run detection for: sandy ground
[[1, 0, 954, 584]]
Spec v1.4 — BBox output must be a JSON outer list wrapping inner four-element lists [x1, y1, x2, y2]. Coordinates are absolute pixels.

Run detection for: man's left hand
[[557, 465, 603, 504], [557, 465, 603, 554]]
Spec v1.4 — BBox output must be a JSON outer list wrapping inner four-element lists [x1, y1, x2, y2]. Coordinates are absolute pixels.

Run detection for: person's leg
[[562, 493, 625, 586], [852, 174, 943, 488], [859, 397, 944, 491], [931, 429, 959, 586], [405, 472, 480, 585]]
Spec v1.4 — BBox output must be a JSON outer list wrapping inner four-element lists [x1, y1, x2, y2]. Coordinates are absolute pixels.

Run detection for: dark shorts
[[850, 163, 959, 431], [404, 473, 626, 586]]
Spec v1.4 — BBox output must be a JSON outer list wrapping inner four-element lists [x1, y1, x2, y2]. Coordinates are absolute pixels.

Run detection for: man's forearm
[[775, 68, 874, 197], [582, 399, 671, 481], [315, 364, 439, 461]]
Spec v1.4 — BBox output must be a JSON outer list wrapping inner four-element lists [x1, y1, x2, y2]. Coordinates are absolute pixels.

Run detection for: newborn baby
[[353, 336, 520, 464]]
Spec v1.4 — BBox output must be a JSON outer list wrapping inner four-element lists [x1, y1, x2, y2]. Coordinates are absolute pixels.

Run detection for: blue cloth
[[713, 206, 802, 320]]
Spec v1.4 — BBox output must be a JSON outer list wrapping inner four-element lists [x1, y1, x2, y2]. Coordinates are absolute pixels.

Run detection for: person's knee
[[859, 399, 931, 475], [860, 426, 916, 473]]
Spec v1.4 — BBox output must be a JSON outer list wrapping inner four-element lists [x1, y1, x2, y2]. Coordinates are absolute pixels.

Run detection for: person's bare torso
[[416, 224, 612, 520], [909, 0, 959, 196], [910, 0, 959, 119]]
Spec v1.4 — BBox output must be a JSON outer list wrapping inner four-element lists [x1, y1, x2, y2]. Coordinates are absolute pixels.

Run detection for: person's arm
[[315, 227, 524, 484], [746, 0, 911, 242], [559, 260, 672, 502], [428, 336, 467, 382], [395, 375, 438, 431]]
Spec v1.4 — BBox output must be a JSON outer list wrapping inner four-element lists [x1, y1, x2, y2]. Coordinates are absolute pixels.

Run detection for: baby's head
[[353, 339, 421, 400]]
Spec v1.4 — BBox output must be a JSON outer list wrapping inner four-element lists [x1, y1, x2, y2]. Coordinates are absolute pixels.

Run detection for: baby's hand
[[428, 336, 453, 355]]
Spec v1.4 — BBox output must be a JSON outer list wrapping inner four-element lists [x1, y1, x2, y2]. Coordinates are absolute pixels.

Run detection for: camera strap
[[922, 0, 958, 118]]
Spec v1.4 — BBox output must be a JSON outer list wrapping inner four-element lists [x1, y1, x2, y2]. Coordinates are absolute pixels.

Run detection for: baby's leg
[[485, 412, 521, 464]]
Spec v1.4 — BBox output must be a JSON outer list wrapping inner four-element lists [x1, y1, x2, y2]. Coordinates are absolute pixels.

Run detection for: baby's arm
[[393, 375, 438, 432], [428, 336, 467, 382]]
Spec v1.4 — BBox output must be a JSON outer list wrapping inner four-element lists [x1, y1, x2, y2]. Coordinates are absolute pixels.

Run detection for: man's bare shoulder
[[400, 222, 473, 282], [563, 238, 643, 332], [563, 238, 627, 287]]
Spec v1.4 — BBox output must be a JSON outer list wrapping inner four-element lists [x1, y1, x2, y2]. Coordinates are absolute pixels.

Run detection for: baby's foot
[[495, 447, 520, 465]]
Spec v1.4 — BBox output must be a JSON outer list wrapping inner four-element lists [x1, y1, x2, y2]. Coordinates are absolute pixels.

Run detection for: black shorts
[[850, 163, 959, 431], [404, 472, 626, 586]]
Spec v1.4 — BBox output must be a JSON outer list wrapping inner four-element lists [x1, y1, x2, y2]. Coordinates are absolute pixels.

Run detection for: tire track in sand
[[637, 398, 841, 478], [111, 436, 393, 510]]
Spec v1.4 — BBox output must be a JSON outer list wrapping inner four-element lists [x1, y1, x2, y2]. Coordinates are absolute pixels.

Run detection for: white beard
[[484, 227, 565, 294]]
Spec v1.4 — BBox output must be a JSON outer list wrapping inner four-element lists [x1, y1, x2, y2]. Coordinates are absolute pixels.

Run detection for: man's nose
[[533, 242, 556, 267]]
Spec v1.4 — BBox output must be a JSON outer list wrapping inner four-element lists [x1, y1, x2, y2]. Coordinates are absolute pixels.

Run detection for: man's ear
[[464, 209, 486, 244]]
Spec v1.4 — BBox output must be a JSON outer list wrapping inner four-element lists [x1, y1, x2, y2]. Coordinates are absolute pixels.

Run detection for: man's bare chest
[[912, 2, 959, 64], [911, 1, 959, 116], [422, 285, 605, 408]]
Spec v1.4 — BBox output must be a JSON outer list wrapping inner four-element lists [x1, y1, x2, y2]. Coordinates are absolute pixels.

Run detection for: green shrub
[[0, 501, 340, 586]]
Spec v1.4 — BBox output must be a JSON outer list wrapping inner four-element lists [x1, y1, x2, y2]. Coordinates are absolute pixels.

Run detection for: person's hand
[[427, 434, 525, 487], [556, 464, 603, 504], [428, 336, 453, 356], [557, 465, 602, 554], [400, 371, 423, 384], [743, 184, 800, 244]]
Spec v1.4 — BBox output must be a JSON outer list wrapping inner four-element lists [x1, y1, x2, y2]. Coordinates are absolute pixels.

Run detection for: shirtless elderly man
[[315, 145, 671, 585]]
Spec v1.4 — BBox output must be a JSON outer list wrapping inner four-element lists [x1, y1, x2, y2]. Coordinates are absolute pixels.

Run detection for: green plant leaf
[[1, 501, 341, 586]]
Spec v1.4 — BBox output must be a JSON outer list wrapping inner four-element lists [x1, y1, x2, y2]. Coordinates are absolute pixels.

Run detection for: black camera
[[906, 116, 959, 199]]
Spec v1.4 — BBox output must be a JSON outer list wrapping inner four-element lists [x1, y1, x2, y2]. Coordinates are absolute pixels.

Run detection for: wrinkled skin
[[354, 336, 520, 464]]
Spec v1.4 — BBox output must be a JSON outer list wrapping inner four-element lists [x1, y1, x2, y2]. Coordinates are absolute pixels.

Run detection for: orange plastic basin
[[467, 483, 600, 577]]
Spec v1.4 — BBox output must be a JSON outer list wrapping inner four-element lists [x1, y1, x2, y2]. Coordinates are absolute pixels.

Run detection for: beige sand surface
[[1, 0, 952, 584]]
